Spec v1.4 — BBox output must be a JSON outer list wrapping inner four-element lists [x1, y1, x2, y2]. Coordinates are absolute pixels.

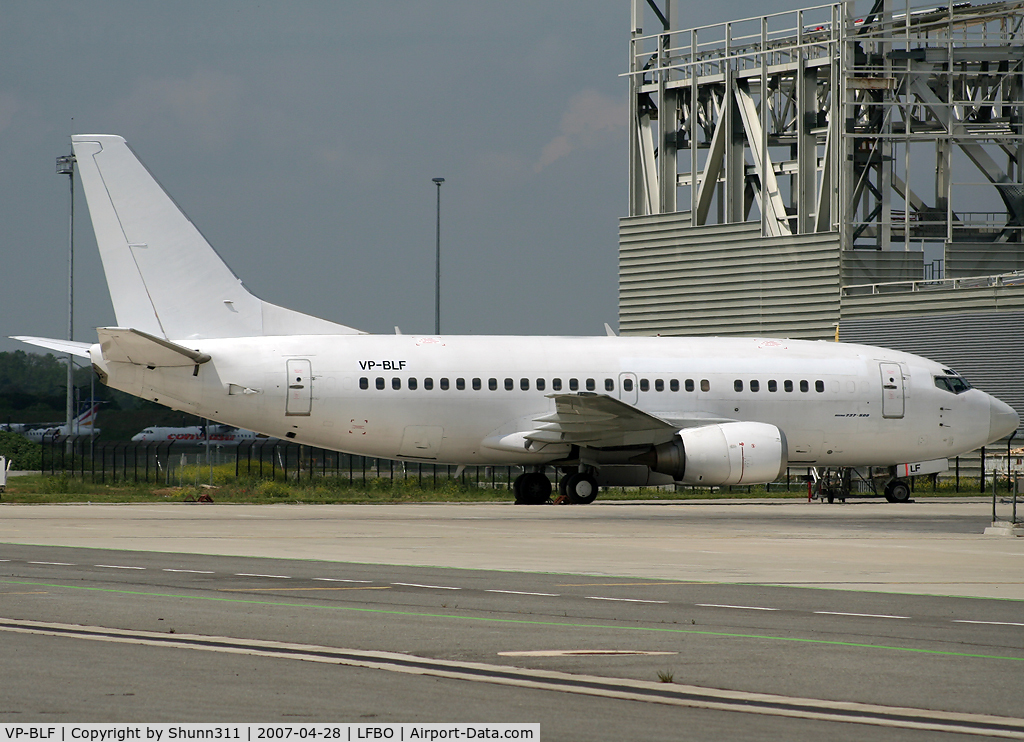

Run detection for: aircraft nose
[[989, 397, 1020, 442]]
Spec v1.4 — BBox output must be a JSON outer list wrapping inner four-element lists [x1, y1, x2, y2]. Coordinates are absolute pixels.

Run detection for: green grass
[[0, 468, 995, 505]]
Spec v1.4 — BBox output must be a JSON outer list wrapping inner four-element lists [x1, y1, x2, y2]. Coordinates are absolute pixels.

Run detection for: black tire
[[564, 473, 599, 504], [885, 479, 911, 503], [515, 472, 551, 505]]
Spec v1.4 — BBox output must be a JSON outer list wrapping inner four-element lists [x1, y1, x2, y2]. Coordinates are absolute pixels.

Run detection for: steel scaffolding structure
[[627, 0, 1024, 262]]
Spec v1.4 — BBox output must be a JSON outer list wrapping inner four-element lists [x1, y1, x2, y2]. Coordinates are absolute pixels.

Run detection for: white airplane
[[13, 135, 1019, 504], [132, 423, 275, 445], [12, 403, 102, 443]]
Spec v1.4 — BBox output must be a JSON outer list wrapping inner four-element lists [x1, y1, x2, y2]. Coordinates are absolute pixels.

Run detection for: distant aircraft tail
[[70, 135, 363, 341], [73, 402, 101, 431]]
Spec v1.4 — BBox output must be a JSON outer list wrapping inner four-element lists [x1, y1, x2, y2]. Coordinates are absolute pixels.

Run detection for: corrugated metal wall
[[619, 215, 841, 339], [840, 289, 1024, 429]]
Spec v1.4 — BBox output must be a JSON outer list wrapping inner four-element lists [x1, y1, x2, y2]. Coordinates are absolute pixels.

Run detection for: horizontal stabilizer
[[97, 327, 212, 367], [11, 336, 92, 359]]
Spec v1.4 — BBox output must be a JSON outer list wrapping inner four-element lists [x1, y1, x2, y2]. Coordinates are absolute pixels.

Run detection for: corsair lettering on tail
[[13, 135, 1019, 503]]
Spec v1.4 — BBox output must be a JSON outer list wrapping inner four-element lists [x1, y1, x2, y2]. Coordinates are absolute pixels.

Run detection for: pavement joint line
[[3, 577, 1023, 662], [815, 612, 911, 619], [162, 569, 214, 574], [392, 582, 461, 590], [2, 617, 1022, 738], [486, 590, 560, 596]]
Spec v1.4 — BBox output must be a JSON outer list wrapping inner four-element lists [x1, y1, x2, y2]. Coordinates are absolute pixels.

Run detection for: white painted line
[[0, 560, 10, 562], [499, 650, 677, 657], [162, 569, 215, 574], [697, 603, 779, 611], [28, 562, 74, 566], [391, 582, 461, 590], [234, 573, 291, 579], [313, 578, 373, 584], [486, 590, 560, 597], [588, 596, 668, 604], [815, 611, 909, 620], [95, 565, 146, 570], [953, 619, 1024, 627]]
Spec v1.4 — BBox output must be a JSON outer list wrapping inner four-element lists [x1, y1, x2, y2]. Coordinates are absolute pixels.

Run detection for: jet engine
[[635, 422, 788, 486]]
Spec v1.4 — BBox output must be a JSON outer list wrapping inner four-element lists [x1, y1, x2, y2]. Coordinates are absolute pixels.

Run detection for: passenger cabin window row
[[733, 379, 826, 393], [357, 376, 720, 393]]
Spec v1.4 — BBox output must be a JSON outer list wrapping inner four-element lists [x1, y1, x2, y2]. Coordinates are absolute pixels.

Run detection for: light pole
[[432, 177, 445, 335], [56, 152, 76, 441]]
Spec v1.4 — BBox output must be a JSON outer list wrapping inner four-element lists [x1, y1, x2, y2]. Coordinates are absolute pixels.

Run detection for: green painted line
[[4, 577, 1023, 663]]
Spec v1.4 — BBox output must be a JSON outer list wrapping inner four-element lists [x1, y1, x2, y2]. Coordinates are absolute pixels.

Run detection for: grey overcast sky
[[1, 1, 791, 354]]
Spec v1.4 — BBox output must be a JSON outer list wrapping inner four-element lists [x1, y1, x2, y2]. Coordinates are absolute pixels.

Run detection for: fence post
[[980, 446, 986, 493]]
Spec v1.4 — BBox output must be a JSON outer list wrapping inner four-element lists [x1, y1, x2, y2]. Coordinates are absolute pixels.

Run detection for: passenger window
[[700, 379, 710, 392], [750, 380, 759, 392], [440, 378, 449, 390], [520, 378, 529, 391], [470, 378, 480, 391], [655, 379, 664, 392], [408, 377, 418, 390], [640, 379, 650, 392], [392, 378, 401, 390], [816, 380, 825, 393], [670, 379, 680, 392], [423, 378, 433, 390], [552, 378, 562, 391], [489, 378, 498, 391], [359, 377, 369, 390], [800, 380, 809, 392], [768, 380, 777, 392], [569, 378, 579, 391], [734, 380, 744, 392], [504, 378, 514, 391], [623, 378, 634, 392], [605, 378, 614, 392], [376, 377, 385, 390], [685, 379, 694, 392], [536, 378, 546, 391], [784, 380, 793, 392], [586, 378, 595, 391]]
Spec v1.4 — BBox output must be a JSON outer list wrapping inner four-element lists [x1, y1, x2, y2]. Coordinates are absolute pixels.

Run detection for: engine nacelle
[[637, 422, 788, 486]]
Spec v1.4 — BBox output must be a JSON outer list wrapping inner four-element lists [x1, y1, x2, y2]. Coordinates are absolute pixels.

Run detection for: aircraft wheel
[[885, 479, 911, 503], [564, 472, 599, 504], [514, 472, 551, 505]]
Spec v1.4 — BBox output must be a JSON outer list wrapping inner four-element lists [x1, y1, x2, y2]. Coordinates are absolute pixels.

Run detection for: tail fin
[[74, 403, 101, 429], [71, 135, 363, 340]]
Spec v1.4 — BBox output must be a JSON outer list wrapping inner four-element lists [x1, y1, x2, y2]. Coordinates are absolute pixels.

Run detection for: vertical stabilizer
[[71, 135, 362, 340]]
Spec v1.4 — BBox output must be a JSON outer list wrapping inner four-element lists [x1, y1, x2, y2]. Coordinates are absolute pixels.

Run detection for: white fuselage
[[91, 334, 1006, 468]]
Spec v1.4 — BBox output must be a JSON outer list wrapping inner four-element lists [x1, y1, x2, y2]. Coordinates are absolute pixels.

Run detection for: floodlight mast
[[56, 153, 76, 441], [432, 177, 445, 335]]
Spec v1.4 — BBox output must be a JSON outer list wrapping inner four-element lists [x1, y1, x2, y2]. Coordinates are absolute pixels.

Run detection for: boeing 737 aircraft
[[13, 135, 1019, 504]]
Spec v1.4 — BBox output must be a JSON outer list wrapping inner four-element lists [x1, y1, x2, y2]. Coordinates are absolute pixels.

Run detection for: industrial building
[[620, 0, 1024, 425]]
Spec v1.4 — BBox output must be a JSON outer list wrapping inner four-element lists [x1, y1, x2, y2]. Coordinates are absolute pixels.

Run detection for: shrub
[[0, 431, 43, 471]]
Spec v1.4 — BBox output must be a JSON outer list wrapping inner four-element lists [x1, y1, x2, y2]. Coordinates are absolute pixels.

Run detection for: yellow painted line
[[217, 586, 393, 592]]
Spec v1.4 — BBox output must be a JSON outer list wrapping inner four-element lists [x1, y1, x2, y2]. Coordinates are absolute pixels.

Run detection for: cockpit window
[[934, 375, 972, 394]]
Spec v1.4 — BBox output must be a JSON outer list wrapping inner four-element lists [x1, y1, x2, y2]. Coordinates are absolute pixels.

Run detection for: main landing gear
[[513, 468, 599, 505]]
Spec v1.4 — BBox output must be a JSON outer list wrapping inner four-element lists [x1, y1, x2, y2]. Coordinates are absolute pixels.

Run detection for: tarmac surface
[[1, 499, 1022, 739]]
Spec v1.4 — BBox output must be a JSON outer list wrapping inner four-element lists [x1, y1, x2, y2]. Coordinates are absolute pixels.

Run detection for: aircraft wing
[[97, 328, 211, 367], [527, 393, 680, 448], [11, 336, 92, 359]]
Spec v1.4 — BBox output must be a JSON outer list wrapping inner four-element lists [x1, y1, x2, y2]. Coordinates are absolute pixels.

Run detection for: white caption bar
[[0, 723, 540, 741]]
